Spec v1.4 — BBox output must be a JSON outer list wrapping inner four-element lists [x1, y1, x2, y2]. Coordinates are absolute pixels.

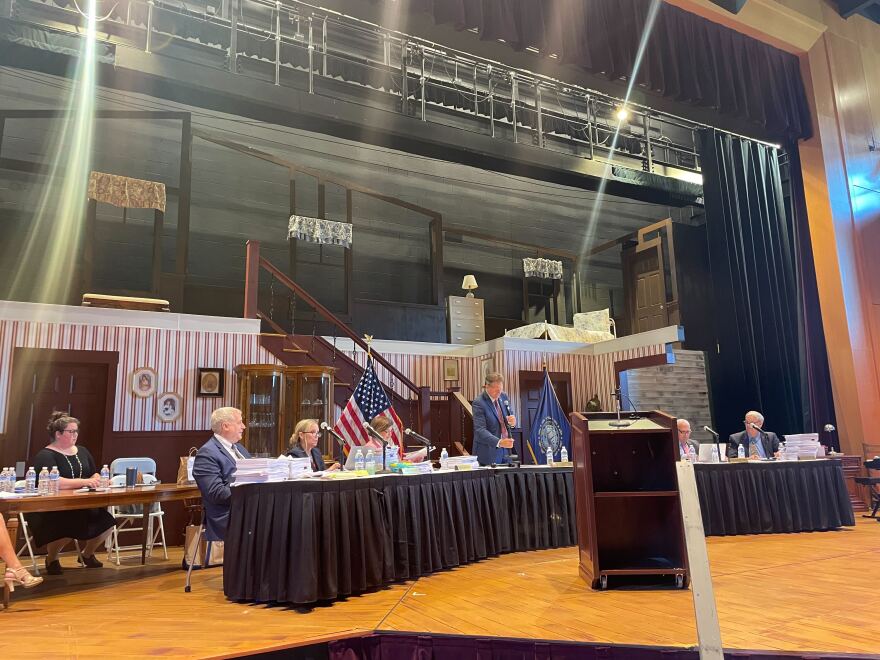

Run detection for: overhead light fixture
[[615, 106, 630, 122]]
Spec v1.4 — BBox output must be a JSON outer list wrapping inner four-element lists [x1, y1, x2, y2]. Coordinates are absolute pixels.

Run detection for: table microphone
[[703, 425, 719, 437], [320, 421, 348, 448], [362, 421, 386, 442], [403, 427, 433, 449]]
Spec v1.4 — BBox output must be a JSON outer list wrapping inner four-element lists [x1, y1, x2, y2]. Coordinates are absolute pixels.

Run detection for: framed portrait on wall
[[197, 368, 224, 397], [442, 358, 460, 381], [156, 392, 182, 423], [480, 356, 495, 385], [131, 367, 157, 398]]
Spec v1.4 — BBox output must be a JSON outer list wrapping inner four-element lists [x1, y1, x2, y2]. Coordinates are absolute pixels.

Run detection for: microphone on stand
[[608, 388, 632, 428], [703, 425, 722, 463], [823, 423, 837, 454], [403, 428, 434, 452], [362, 421, 388, 471], [320, 421, 348, 449]]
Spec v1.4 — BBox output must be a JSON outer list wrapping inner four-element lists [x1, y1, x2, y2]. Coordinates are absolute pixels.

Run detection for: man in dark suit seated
[[727, 410, 780, 459], [677, 419, 698, 460], [472, 372, 516, 466], [193, 406, 251, 542]]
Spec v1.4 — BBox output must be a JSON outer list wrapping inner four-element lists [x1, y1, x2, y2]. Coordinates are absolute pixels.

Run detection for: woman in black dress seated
[[286, 418, 339, 471], [29, 411, 116, 574]]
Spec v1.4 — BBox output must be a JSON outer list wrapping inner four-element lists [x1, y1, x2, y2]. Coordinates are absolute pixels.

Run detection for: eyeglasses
[[301, 430, 319, 435], [63, 429, 79, 435]]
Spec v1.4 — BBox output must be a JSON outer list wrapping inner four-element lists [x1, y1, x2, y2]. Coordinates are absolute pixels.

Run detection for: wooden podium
[[570, 410, 689, 590]]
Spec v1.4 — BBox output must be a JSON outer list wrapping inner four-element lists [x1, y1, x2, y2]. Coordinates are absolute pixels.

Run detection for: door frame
[[517, 369, 573, 463], [623, 237, 668, 334], [5, 348, 119, 466]]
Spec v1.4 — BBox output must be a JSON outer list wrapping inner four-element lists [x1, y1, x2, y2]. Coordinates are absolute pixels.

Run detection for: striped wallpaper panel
[[1, 318, 666, 433]]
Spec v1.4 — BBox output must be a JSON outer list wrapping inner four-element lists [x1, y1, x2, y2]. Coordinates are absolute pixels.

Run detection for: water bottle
[[0, 468, 8, 493], [100, 464, 110, 489], [686, 445, 697, 463], [737, 443, 746, 459], [38, 467, 50, 495], [4, 468, 13, 493], [354, 448, 365, 472], [545, 446, 554, 467], [440, 447, 449, 469], [365, 449, 376, 475], [25, 466, 37, 493], [560, 446, 569, 463], [49, 466, 61, 495]]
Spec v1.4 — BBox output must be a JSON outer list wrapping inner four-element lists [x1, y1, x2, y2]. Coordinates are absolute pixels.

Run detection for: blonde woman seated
[[287, 419, 340, 471], [2, 512, 43, 599]]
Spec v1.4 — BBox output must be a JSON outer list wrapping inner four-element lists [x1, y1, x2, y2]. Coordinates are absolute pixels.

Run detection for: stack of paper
[[445, 455, 480, 470], [233, 458, 295, 483], [782, 433, 822, 460], [284, 456, 313, 479]]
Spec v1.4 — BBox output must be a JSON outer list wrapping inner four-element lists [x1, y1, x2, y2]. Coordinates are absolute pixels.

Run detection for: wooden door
[[6, 354, 111, 467], [625, 241, 668, 334], [518, 370, 572, 463]]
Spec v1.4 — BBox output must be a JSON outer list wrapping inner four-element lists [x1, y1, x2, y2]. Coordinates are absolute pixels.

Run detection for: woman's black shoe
[[79, 554, 103, 568], [45, 559, 63, 575]]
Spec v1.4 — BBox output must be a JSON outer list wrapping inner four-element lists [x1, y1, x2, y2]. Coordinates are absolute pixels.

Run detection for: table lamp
[[461, 275, 478, 298]]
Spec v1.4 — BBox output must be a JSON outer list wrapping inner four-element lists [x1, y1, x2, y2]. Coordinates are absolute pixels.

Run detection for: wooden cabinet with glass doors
[[233, 364, 334, 457]]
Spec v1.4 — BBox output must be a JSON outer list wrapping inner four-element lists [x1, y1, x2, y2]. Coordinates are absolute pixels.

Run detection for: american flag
[[333, 357, 404, 450]]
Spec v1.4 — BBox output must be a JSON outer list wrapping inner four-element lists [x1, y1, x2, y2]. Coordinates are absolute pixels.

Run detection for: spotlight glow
[[615, 107, 630, 122], [9, 0, 98, 304]]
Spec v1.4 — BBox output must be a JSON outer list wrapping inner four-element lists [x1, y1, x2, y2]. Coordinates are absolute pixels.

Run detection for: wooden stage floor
[[3, 518, 879, 659]]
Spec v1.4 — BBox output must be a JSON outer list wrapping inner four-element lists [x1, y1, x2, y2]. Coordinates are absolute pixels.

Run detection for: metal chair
[[105, 458, 167, 564], [183, 517, 217, 593], [855, 456, 880, 521]]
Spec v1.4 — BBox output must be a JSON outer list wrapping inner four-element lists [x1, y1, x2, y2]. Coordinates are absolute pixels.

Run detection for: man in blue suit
[[193, 406, 251, 542], [472, 372, 517, 466]]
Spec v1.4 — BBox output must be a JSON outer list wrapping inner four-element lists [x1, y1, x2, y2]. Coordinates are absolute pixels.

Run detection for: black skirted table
[[694, 459, 855, 536], [223, 467, 575, 605]]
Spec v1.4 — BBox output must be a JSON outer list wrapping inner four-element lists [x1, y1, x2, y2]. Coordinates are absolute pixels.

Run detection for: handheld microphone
[[823, 424, 836, 433], [320, 421, 348, 448], [403, 427, 432, 447], [703, 425, 719, 438], [362, 421, 386, 443]]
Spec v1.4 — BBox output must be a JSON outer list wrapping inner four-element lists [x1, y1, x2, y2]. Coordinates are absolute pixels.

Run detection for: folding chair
[[183, 514, 218, 593], [855, 456, 880, 521], [105, 458, 167, 564]]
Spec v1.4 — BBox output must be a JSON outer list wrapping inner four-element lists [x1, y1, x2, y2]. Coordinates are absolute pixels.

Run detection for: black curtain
[[699, 129, 834, 440], [389, 0, 811, 141]]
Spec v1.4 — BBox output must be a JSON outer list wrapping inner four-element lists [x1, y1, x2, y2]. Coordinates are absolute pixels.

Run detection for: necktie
[[232, 443, 245, 460], [494, 399, 509, 439], [749, 439, 759, 458]]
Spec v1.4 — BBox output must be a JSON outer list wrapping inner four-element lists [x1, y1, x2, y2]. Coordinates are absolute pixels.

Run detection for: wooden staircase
[[244, 241, 431, 436]]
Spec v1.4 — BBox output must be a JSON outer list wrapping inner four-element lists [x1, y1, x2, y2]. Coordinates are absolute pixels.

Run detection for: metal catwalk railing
[[12, 0, 703, 178]]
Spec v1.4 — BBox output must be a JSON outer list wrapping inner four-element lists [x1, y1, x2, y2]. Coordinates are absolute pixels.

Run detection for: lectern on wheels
[[570, 410, 689, 590]]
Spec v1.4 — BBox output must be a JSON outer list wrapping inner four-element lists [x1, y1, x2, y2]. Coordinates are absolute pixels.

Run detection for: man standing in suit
[[727, 410, 780, 459], [193, 407, 251, 542], [472, 372, 516, 466]]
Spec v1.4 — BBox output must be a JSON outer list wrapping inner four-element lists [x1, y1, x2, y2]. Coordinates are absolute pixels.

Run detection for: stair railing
[[244, 240, 431, 435]]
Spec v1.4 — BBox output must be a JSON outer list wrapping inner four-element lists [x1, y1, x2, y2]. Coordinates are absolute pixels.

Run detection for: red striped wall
[[0, 320, 279, 433]]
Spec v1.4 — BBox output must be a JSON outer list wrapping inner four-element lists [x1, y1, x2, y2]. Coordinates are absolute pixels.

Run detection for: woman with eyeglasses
[[287, 418, 340, 471], [27, 411, 116, 575]]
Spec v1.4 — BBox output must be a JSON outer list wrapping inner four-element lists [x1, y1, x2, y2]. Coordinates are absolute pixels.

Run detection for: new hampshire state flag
[[528, 369, 571, 464]]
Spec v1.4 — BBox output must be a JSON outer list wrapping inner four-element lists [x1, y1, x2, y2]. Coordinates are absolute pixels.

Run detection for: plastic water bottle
[[49, 466, 61, 495], [3, 468, 13, 493], [354, 448, 365, 472], [100, 465, 110, 489], [545, 446, 554, 467], [38, 467, 50, 495], [440, 447, 449, 469], [365, 449, 376, 475], [25, 466, 37, 493], [0, 468, 9, 493], [686, 445, 697, 463], [737, 443, 746, 459], [560, 446, 569, 463]]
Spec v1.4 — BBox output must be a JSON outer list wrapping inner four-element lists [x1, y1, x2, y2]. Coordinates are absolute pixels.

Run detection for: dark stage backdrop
[[390, 0, 812, 141], [699, 129, 835, 441]]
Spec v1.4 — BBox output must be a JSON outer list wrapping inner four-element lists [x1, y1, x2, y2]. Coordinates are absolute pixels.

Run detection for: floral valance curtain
[[87, 171, 166, 212], [523, 257, 563, 280], [288, 215, 353, 249]]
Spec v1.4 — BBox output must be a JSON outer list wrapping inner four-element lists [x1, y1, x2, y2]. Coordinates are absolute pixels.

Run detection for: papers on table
[[782, 433, 822, 460], [445, 455, 480, 470], [403, 447, 428, 463], [233, 457, 311, 483], [0, 491, 41, 499]]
